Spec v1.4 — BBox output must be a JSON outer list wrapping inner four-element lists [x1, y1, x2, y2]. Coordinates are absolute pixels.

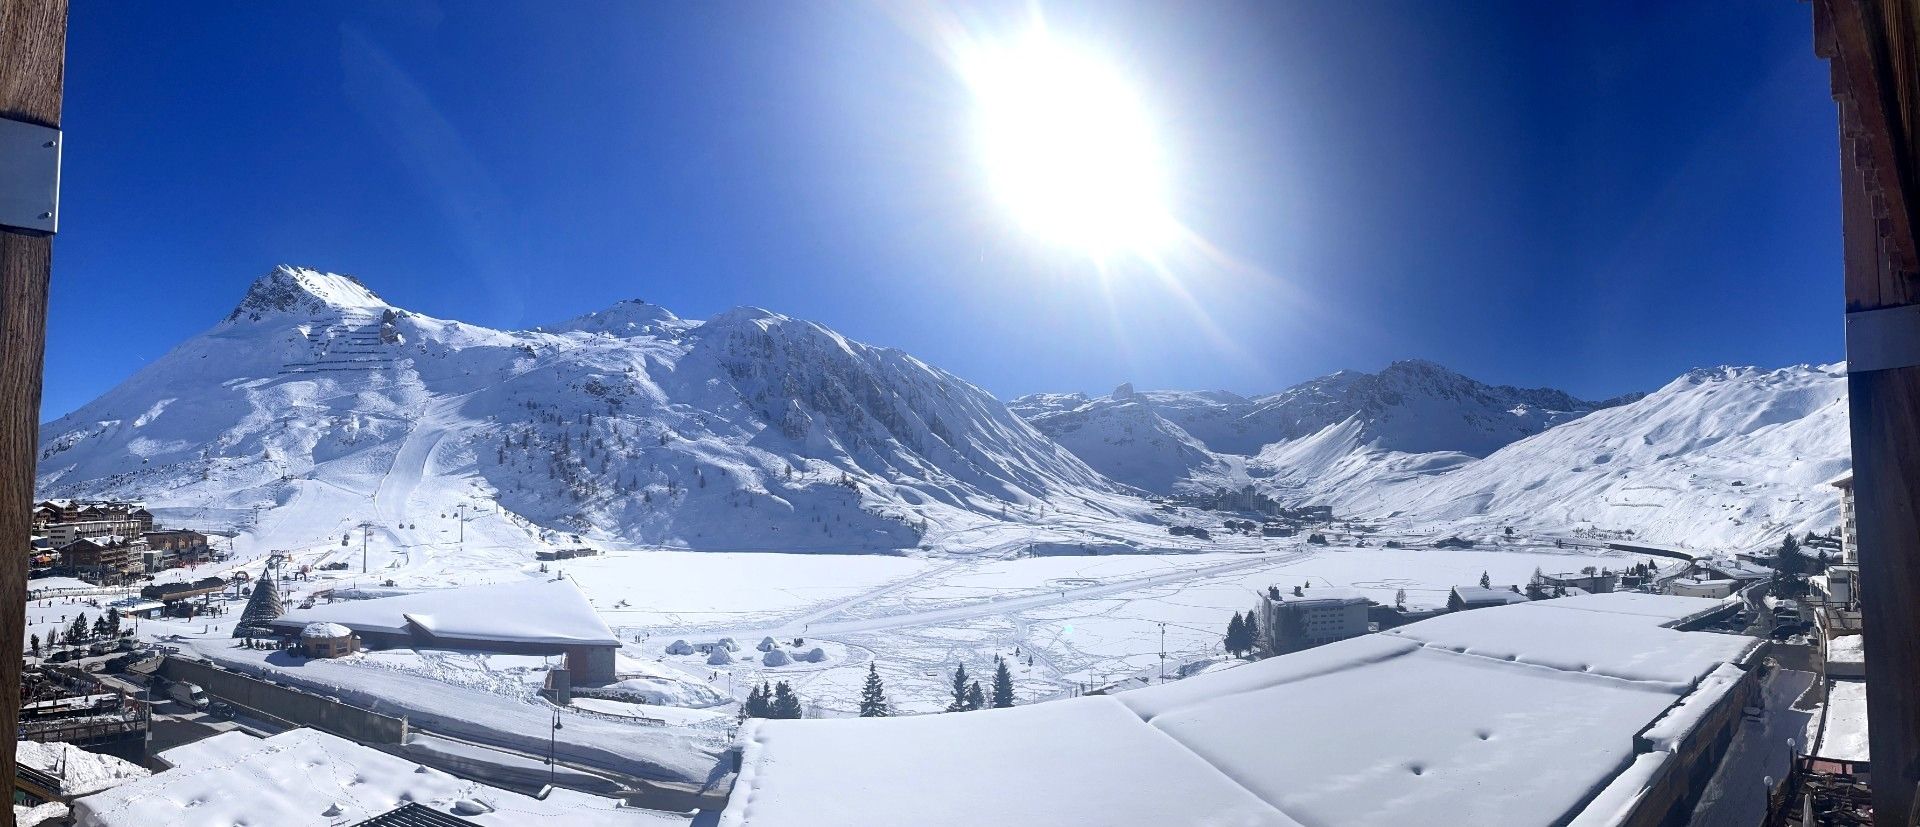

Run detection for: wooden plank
[[0, 2, 65, 824]]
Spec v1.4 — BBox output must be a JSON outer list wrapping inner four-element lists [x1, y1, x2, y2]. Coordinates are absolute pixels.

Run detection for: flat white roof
[[273, 578, 618, 647], [722, 594, 1752, 827], [1815, 680, 1871, 763], [74, 729, 681, 827]]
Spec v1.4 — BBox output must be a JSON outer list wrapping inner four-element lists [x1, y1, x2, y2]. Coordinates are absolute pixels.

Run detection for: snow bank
[[73, 729, 685, 827]]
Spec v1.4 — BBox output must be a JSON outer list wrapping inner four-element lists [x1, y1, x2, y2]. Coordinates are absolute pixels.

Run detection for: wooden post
[[0, 1, 65, 823], [1816, 0, 1920, 823]]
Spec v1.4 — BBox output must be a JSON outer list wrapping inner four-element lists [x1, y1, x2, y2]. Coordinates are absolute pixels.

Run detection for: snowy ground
[[134, 536, 1632, 726]]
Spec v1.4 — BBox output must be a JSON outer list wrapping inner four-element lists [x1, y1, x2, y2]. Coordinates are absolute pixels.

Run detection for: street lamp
[[548, 709, 563, 787]]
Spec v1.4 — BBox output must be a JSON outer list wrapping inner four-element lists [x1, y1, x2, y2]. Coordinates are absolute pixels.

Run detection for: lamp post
[[548, 708, 562, 787]]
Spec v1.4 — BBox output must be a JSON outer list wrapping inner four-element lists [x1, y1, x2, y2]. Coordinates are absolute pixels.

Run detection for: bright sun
[[964, 31, 1173, 255]]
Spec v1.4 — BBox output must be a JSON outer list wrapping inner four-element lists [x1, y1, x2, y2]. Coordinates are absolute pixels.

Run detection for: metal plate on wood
[[0, 117, 60, 233], [1846, 304, 1920, 373]]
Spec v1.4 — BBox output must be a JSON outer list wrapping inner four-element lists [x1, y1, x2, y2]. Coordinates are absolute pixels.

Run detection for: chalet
[[57, 538, 140, 580]]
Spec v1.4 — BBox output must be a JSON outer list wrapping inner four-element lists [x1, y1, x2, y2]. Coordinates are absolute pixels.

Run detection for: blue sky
[[48, 0, 1837, 419]]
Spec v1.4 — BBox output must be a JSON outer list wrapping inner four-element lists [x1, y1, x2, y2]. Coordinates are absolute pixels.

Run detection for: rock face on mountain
[[38, 266, 1132, 554]]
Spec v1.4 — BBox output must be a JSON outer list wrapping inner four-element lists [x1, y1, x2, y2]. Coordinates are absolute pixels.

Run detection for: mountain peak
[[227, 265, 389, 323], [548, 298, 684, 337]]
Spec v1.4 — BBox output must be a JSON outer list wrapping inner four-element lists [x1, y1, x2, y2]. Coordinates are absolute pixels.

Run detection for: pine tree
[[69, 613, 88, 644], [770, 681, 803, 719], [743, 682, 771, 719], [946, 663, 971, 713], [991, 658, 1015, 708], [1241, 610, 1260, 654], [964, 680, 985, 711], [1225, 613, 1246, 656], [1478, 571, 1492, 589], [858, 663, 890, 717], [1395, 588, 1408, 609], [28, 634, 38, 656], [105, 606, 121, 636]]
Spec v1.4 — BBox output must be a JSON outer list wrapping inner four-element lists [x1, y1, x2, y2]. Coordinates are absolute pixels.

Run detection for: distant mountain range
[[37, 265, 1847, 555]]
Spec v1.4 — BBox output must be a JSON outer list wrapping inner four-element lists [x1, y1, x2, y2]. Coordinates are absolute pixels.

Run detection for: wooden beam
[[0, 1, 64, 824], [1818, 0, 1920, 824]]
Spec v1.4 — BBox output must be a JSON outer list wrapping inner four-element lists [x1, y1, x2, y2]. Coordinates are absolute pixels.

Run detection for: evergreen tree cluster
[[1224, 609, 1261, 657], [742, 681, 805, 720]]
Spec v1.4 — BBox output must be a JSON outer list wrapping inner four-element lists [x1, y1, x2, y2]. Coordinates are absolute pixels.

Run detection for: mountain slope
[[38, 266, 1144, 564], [1356, 364, 1850, 549], [1011, 360, 1631, 495]]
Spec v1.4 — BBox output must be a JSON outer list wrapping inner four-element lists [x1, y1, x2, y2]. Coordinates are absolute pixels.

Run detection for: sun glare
[[964, 31, 1173, 256]]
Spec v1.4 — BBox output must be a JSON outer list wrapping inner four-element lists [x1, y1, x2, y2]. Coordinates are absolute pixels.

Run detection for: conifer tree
[[771, 681, 803, 719], [743, 682, 771, 719], [859, 663, 890, 717], [1224, 613, 1246, 656], [964, 680, 985, 711], [946, 663, 971, 713], [1479, 571, 1492, 589], [1241, 610, 1260, 653], [69, 613, 88, 644], [991, 658, 1014, 708], [28, 634, 38, 656]]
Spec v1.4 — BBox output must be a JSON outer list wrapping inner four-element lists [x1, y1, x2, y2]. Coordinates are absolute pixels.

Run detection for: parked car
[[44, 649, 75, 663], [88, 641, 114, 657], [115, 638, 138, 653]]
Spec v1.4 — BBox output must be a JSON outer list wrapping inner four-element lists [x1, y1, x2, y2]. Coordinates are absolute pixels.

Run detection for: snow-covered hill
[[38, 266, 1145, 562]]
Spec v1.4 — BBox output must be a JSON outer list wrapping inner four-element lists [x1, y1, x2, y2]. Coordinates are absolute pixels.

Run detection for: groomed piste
[[721, 593, 1760, 827]]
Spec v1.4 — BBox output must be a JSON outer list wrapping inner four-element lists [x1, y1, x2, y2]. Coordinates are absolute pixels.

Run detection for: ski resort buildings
[[269, 578, 622, 683], [721, 594, 1763, 827]]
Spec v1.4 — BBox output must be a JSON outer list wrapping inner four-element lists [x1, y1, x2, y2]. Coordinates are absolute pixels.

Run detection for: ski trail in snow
[[697, 551, 1297, 642]]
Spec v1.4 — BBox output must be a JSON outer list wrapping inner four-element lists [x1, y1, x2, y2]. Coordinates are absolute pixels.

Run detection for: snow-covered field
[[140, 535, 1631, 737]]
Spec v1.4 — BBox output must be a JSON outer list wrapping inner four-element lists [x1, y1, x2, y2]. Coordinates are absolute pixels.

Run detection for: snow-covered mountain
[[1010, 360, 1637, 495], [38, 266, 1139, 557], [1358, 364, 1850, 549], [1013, 362, 1847, 550], [40, 265, 1848, 560]]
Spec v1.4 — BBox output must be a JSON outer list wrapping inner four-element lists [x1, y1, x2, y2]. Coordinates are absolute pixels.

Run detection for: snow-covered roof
[[272, 578, 618, 647], [722, 595, 1755, 827], [73, 729, 682, 827], [1826, 634, 1865, 666], [1815, 680, 1870, 763], [1268, 586, 1369, 606], [15, 740, 149, 797], [300, 622, 353, 639], [1449, 585, 1529, 605]]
